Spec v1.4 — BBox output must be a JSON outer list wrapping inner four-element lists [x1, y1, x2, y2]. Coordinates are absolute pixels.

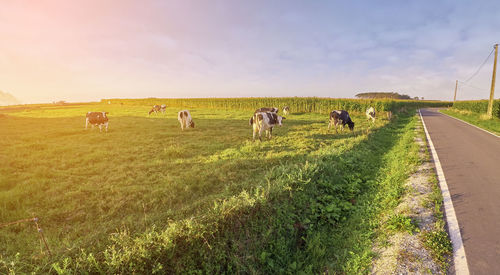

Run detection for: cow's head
[[277, 116, 285, 126], [102, 112, 109, 117], [190, 121, 195, 128], [347, 121, 355, 131]]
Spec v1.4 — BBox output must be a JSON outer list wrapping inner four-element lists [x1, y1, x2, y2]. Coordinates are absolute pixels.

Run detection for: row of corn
[[452, 100, 500, 118], [102, 97, 451, 114]]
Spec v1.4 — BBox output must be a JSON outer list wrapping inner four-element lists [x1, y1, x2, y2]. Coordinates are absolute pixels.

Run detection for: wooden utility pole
[[453, 80, 458, 104], [487, 44, 498, 118]]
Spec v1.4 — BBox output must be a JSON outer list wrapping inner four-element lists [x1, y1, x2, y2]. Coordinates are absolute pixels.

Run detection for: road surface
[[420, 108, 500, 274]]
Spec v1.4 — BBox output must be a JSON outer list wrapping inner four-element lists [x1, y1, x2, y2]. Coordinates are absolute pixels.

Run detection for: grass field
[[1, 101, 424, 273], [441, 108, 500, 135]]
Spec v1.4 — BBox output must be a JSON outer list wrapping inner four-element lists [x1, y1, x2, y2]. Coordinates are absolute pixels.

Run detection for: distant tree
[[355, 92, 412, 100], [0, 90, 20, 106]]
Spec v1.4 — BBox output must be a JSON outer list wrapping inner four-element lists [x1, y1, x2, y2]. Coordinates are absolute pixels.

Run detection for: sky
[[2, 0, 500, 103]]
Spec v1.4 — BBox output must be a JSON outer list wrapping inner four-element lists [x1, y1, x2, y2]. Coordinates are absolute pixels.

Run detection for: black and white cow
[[149, 104, 167, 115], [255, 107, 278, 114], [283, 106, 290, 115], [85, 112, 109, 132], [366, 107, 376, 123], [328, 110, 354, 133], [178, 110, 195, 130], [249, 112, 285, 140]]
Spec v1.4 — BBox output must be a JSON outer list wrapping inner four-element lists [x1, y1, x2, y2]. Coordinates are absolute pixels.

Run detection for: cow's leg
[[104, 122, 108, 132], [99, 124, 102, 132], [252, 124, 258, 141], [258, 127, 264, 141], [268, 127, 273, 139], [85, 118, 89, 129], [328, 119, 332, 131]]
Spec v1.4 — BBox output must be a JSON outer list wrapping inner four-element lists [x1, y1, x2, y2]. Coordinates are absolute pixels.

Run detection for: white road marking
[[419, 109, 470, 275], [439, 110, 500, 138]]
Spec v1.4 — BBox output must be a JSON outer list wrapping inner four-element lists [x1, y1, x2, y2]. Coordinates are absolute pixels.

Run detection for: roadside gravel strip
[[419, 110, 469, 275], [372, 113, 451, 274]]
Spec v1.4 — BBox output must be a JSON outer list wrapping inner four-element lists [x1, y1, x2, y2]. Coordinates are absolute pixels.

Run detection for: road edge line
[[440, 110, 500, 138], [419, 109, 469, 275]]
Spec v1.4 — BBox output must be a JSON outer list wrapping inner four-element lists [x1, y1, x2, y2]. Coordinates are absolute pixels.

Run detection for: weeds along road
[[420, 108, 500, 274]]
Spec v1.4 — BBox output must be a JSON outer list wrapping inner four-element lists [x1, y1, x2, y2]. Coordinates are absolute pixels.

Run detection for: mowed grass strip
[[441, 108, 500, 135], [1, 103, 384, 272]]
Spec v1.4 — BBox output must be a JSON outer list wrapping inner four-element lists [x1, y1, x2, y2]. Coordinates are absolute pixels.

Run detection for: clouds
[[1, 0, 500, 103]]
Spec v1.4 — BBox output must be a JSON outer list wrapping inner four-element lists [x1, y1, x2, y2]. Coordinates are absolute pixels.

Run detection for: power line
[[457, 80, 489, 92], [463, 47, 495, 83]]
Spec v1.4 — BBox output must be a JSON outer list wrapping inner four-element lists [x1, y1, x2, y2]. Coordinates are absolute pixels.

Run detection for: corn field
[[452, 100, 500, 118], [102, 97, 450, 114]]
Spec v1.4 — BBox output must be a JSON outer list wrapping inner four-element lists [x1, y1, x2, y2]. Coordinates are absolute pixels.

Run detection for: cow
[[178, 110, 195, 130], [328, 110, 354, 133], [255, 107, 278, 114], [149, 104, 167, 115], [283, 106, 290, 115], [249, 112, 285, 141], [366, 107, 376, 123], [85, 112, 109, 132], [149, 105, 160, 115]]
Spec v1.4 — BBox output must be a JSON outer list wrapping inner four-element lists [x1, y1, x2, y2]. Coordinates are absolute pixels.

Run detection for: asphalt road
[[420, 108, 500, 274]]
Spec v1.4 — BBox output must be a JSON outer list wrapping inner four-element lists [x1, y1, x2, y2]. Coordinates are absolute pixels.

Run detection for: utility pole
[[453, 80, 458, 104], [487, 44, 498, 118]]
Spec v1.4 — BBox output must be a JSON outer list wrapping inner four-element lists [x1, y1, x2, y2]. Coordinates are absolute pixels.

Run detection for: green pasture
[[0, 101, 421, 273]]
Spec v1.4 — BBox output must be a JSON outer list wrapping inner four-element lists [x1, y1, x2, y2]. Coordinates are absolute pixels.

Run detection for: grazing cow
[[149, 105, 160, 115], [283, 106, 290, 115], [255, 107, 278, 114], [366, 107, 376, 123], [328, 110, 354, 133], [178, 110, 195, 130], [85, 112, 109, 132], [149, 104, 167, 115], [249, 112, 285, 141]]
